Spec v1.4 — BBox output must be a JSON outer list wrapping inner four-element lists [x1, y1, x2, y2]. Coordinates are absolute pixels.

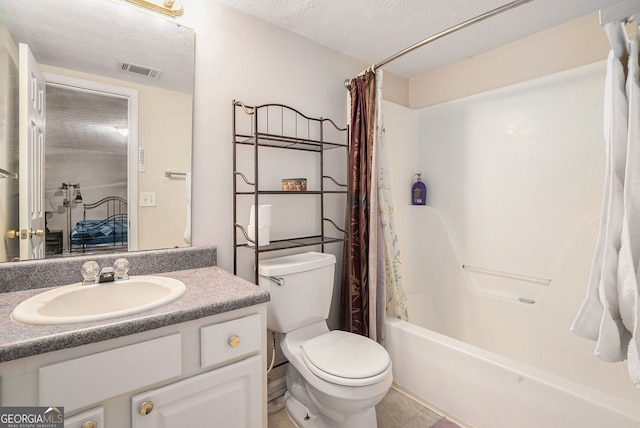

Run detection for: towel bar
[[462, 264, 551, 286], [164, 170, 188, 179]]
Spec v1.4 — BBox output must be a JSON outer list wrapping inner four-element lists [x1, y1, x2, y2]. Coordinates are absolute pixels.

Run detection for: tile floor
[[268, 387, 462, 428]]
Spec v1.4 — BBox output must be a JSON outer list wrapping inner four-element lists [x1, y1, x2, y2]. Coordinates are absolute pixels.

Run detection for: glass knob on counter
[[113, 258, 130, 280]]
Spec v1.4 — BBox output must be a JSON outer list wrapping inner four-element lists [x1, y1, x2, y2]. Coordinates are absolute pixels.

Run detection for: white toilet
[[258, 252, 392, 428]]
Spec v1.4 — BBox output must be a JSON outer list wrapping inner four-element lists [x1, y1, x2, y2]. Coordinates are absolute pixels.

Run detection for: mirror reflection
[[46, 84, 129, 256], [0, 0, 195, 262]]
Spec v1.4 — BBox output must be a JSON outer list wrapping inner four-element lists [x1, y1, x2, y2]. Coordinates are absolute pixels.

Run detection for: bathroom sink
[[11, 276, 186, 326]]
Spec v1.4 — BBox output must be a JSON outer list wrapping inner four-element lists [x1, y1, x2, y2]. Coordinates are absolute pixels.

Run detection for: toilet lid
[[301, 330, 390, 385]]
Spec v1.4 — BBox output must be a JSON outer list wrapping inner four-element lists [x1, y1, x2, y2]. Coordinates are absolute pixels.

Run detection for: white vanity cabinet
[[0, 305, 267, 428], [132, 313, 263, 428], [132, 355, 261, 427], [63, 407, 104, 428]]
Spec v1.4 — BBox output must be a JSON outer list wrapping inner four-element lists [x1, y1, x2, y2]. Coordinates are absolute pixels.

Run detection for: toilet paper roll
[[249, 204, 272, 226], [247, 224, 270, 246]]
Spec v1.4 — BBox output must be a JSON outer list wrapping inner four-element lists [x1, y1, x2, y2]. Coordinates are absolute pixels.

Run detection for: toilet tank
[[258, 252, 336, 333]]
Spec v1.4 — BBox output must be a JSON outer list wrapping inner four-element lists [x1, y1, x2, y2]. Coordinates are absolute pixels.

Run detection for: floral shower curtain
[[376, 73, 409, 324], [341, 69, 408, 345]]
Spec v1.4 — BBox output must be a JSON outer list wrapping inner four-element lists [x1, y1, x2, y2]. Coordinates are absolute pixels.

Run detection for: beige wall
[[409, 13, 611, 108], [176, 3, 375, 331], [333, 12, 612, 110], [382, 71, 410, 106], [41, 65, 192, 251], [136, 83, 192, 251], [177, 3, 370, 274]]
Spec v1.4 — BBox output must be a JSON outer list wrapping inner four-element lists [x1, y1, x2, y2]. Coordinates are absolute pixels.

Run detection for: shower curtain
[[341, 69, 408, 345], [572, 20, 640, 389]]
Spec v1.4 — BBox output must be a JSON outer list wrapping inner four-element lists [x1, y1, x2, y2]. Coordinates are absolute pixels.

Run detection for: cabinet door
[[64, 407, 103, 428], [132, 355, 261, 428]]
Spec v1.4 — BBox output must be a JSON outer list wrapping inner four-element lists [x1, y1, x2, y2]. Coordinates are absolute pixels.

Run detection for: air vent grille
[[117, 61, 163, 80]]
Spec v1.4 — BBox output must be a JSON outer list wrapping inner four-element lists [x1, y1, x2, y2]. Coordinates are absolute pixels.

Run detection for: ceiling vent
[[117, 61, 163, 80]]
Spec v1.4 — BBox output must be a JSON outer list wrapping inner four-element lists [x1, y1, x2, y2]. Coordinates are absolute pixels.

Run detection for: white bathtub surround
[[382, 56, 639, 419], [387, 317, 640, 428], [572, 20, 640, 387], [384, 203, 640, 425]]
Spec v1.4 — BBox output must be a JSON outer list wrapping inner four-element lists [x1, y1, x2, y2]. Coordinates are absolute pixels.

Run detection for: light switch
[[140, 192, 156, 207]]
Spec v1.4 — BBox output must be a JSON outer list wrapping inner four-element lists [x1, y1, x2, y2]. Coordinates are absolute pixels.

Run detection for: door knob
[[6, 230, 18, 239], [29, 229, 45, 238], [81, 421, 97, 428]]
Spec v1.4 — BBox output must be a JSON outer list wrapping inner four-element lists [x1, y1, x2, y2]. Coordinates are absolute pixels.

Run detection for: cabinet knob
[[229, 335, 241, 347], [81, 421, 98, 428], [139, 401, 154, 416]]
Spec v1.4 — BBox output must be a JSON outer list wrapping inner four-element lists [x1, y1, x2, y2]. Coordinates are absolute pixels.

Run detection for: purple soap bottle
[[412, 173, 426, 205]]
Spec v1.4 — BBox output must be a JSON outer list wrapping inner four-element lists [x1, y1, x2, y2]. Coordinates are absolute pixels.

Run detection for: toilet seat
[[300, 330, 391, 387]]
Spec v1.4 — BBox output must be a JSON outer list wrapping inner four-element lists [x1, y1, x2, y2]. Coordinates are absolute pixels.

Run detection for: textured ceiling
[[0, 0, 195, 93], [214, 0, 619, 78], [0, 0, 193, 159]]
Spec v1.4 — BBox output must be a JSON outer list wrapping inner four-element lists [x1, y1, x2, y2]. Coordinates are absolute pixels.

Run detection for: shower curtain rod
[[345, 0, 534, 87]]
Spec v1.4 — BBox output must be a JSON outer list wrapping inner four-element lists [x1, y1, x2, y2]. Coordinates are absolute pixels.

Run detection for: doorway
[[43, 74, 139, 255]]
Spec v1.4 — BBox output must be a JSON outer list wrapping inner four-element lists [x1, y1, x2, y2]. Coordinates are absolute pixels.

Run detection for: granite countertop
[[0, 266, 269, 363]]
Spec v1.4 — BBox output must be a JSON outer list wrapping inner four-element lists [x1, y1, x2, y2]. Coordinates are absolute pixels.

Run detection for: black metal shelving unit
[[232, 101, 348, 284]]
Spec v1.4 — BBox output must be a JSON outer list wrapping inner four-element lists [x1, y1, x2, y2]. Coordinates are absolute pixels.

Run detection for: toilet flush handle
[[266, 276, 285, 287]]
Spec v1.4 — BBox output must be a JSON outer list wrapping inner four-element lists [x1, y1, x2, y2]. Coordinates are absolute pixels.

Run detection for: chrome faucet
[[98, 267, 115, 283]]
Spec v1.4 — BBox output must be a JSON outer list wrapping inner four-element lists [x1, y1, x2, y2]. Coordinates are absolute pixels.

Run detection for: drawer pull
[[139, 401, 154, 416], [82, 422, 98, 428], [229, 335, 241, 347]]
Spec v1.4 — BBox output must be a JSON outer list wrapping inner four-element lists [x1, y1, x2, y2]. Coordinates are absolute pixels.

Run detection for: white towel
[[184, 172, 192, 244], [572, 49, 625, 344], [595, 45, 630, 362], [572, 21, 640, 388], [620, 37, 640, 387], [572, 23, 632, 362], [599, 29, 634, 361]]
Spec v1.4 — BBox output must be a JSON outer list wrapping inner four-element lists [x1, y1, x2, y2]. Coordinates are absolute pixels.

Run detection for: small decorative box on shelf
[[281, 178, 307, 191]]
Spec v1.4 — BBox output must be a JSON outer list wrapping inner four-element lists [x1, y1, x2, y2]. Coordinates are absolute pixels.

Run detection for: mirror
[[0, 0, 195, 262]]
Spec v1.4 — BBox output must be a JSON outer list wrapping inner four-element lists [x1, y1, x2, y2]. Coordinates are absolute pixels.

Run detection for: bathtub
[[386, 317, 640, 428], [381, 69, 640, 427], [381, 206, 640, 427]]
